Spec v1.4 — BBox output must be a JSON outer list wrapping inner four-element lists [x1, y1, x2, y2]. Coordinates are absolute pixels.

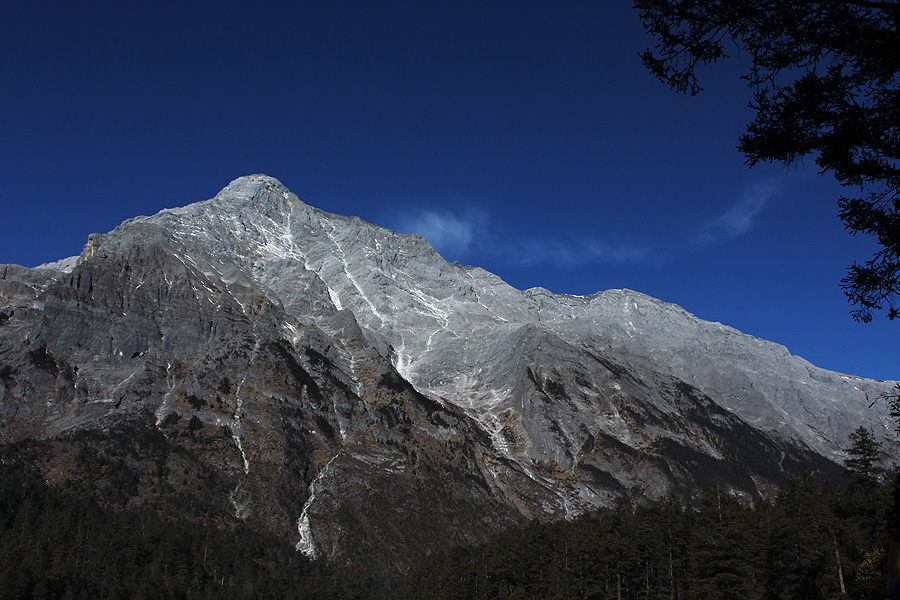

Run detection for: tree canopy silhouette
[[634, 0, 900, 322]]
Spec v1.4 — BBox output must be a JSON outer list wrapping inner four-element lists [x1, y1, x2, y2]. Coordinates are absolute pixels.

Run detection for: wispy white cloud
[[694, 182, 777, 246], [385, 182, 778, 273], [499, 236, 650, 268], [387, 204, 648, 268], [390, 207, 488, 257]]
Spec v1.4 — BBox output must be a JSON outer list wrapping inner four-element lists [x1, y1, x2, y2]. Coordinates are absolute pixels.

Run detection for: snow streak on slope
[[296, 453, 340, 559], [128, 175, 898, 465], [12, 174, 900, 568]]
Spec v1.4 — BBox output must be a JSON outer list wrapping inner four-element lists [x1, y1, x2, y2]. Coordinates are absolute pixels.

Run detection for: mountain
[[0, 174, 895, 567]]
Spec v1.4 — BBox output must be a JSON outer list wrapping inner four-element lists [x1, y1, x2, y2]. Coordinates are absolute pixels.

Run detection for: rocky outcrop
[[0, 175, 894, 566]]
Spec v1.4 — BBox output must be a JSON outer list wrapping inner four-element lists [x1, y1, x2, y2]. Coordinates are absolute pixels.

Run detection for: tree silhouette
[[844, 426, 885, 484], [635, 0, 900, 322]]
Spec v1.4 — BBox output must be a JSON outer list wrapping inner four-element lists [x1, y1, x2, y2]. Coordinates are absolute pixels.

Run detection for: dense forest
[[396, 474, 892, 600], [1, 428, 896, 600]]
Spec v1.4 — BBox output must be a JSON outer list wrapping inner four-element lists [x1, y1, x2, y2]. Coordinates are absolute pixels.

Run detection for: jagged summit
[[208, 174, 307, 213], [223, 173, 287, 192], [2, 175, 896, 566], [32, 175, 900, 462], [88, 178, 900, 458]]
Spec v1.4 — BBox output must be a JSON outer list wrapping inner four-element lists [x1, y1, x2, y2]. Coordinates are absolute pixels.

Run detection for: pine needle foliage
[[634, 0, 900, 322], [1, 459, 894, 600]]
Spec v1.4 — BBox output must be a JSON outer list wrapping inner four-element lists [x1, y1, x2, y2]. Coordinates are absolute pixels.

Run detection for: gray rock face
[[142, 175, 892, 461], [1, 174, 895, 566]]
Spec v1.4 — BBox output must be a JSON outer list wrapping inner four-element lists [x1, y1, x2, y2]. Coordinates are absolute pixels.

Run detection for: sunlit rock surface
[[1, 174, 895, 566]]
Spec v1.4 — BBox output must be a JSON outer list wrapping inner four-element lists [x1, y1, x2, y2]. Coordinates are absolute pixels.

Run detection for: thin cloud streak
[[694, 182, 777, 247], [499, 237, 650, 268], [388, 206, 649, 268], [393, 208, 486, 257], [389, 184, 778, 272]]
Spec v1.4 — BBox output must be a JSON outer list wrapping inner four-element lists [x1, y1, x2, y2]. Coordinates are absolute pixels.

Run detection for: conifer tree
[[844, 426, 885, 484], [688, 486, 762, 600], [765, 476, 844, 600]]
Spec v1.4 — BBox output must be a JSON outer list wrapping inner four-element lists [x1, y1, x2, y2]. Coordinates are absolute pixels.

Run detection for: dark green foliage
[[313, 413, 336, 439], [845, 426, 885, 484], [0, 363, 14, 384], [27, 345, 59, 375], [377, 370, 415, 394], [396, 477, 893, 600], [303, 347, 329, 368], [634, 0, 900, 321], [764, 476, 845, 600], [888, 385, 900, 437], [840, 427, 890, 575], [0, 461, 385, 600], [268, 340, 322, 400], [188, 415, 204, 434], [1, 452, 892, 600], [185, 394, 205, 410], [688, 487, 764, 600]]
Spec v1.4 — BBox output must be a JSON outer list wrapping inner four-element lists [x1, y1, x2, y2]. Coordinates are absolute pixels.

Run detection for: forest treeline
[[396, 473, 892, 600], [1, 438, 896, 600], [0, 460, 377, 600]]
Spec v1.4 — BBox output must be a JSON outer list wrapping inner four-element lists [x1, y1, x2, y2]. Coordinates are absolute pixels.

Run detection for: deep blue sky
[[1, 1, 895, 380]]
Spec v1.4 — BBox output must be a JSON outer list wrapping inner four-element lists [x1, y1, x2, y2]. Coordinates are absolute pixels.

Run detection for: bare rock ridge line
[[1, 173, 895, 566], [125, 174, 893, 461]]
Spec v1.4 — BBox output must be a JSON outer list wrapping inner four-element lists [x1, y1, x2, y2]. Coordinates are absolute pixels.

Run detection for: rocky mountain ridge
[[1, 174, 895, 566]]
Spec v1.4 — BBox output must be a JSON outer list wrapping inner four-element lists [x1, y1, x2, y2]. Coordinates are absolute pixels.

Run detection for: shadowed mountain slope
[[0, 174, 894, 566]]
